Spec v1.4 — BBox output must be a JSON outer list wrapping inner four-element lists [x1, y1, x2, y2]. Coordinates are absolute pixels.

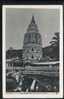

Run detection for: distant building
[[22, 16, 42, 62]]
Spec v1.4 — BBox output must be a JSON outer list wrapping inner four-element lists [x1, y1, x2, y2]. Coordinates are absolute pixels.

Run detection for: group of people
[[6, 71, 59, 92], [13, 73, 39, 92]]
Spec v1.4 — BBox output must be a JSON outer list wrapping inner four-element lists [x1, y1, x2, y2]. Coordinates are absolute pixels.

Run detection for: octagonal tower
[[23, 16, 42, 62]]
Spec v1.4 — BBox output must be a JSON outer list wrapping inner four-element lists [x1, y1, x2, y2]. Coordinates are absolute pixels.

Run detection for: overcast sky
[[6, 8, 60, 50]]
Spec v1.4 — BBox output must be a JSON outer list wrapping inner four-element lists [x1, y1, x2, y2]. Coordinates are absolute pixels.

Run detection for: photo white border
[[2, 5, 63, 98]]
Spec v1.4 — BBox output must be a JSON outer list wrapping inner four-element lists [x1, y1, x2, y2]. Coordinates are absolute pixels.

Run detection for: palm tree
[[50, 32, 59, 47], [50, 32, 59, 60]]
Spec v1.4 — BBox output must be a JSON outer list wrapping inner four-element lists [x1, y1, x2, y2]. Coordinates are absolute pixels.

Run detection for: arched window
[[32, 48, 34, 51], [32, 55, 34, 59]]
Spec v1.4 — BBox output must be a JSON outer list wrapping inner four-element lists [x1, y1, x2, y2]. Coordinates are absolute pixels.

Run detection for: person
[[13, 75, 24, 92]]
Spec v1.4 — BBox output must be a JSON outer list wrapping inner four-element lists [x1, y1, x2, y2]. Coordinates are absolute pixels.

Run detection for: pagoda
[[23, 16, 42, 62]]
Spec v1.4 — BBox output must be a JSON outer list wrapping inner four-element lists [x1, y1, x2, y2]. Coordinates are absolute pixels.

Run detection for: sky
[[6, 8, 60, 50]]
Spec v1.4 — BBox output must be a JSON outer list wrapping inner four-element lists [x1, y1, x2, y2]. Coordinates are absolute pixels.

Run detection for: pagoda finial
[[31, 15, 35, 24]]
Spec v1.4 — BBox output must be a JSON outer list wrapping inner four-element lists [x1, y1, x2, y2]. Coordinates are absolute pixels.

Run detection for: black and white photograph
[[2, 5, 63, 98]]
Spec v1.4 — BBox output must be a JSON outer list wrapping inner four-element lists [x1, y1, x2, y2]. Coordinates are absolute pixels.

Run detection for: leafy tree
[[50, 32, 59, 47], [50, 32, 59, 60]]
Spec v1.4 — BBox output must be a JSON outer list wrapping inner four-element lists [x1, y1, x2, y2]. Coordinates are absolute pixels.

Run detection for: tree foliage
[[50, 32, 59, 60]]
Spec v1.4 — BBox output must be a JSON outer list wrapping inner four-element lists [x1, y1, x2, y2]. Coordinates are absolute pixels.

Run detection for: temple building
[[6, 16, 59, 76], [22, 16, 42, 62]]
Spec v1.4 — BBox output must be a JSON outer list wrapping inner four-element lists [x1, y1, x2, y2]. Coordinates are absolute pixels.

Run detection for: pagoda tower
[[22, 16, 42, 62]]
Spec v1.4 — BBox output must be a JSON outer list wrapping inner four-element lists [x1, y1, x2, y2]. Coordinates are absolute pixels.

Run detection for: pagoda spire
[[27, 16, 39, 33], [31, 15, 35, 24]]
